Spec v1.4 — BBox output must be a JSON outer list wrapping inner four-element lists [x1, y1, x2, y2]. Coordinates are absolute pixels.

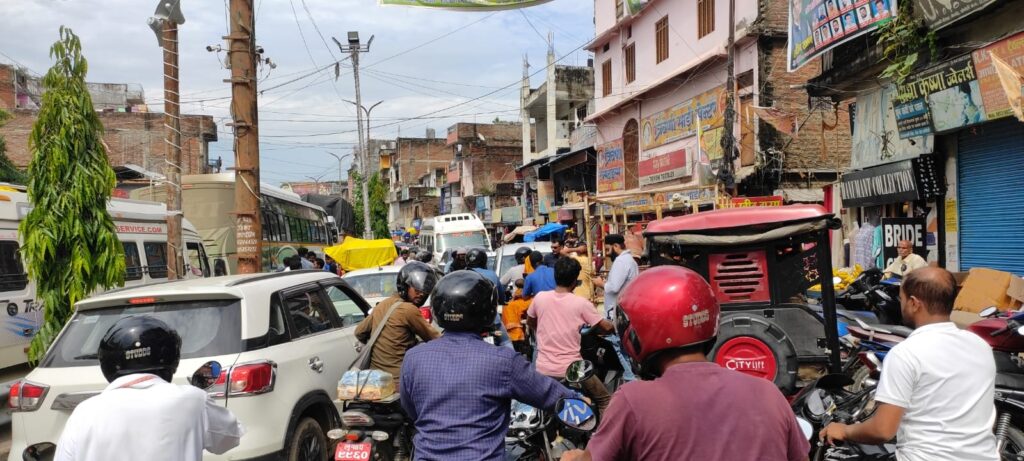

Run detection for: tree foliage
[[0, 109, 26, 184], [21, 27, 125, 362], [874, 1, 937, 84], [351, 172, 390, 239]]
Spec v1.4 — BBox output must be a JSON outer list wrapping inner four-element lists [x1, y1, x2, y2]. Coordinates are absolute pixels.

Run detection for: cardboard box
[[954, 268, 1015, 313]]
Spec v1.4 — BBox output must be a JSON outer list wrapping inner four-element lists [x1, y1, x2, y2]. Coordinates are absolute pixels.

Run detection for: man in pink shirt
[[528, 257, 614, 412]]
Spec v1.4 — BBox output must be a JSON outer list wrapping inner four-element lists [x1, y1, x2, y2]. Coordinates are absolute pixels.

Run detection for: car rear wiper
[[73, 353, 98, 360]]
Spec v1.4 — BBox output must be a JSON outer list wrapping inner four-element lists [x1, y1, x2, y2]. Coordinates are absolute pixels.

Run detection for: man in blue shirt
[[523, 252, 557, 297], [401, 271, 576, 460], [466, 247, 506, 303]]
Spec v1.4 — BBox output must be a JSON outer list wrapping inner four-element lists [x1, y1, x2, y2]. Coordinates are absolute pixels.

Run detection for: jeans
[[605, 334, 636, 382]]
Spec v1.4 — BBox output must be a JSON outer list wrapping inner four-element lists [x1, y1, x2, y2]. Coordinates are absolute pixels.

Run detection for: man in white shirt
[[593, 233, 639, 382], [883, 239, 929, 278], [56, 316, 244, 461], [820, 267, 997, 461]]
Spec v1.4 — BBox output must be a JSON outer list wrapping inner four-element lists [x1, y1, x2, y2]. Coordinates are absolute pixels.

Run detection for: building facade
[[442, 122, 523, 229], [380, 134, 450, 230]]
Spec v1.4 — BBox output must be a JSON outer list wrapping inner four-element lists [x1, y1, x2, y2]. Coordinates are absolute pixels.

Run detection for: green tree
[[21, 27, 125, 362], [0, 108, 26, 184], [351, 172, 390, 239]]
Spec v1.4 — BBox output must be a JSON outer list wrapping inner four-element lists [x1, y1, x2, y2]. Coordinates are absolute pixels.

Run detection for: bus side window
[[0, 240, 29, 292], [144, 242, 168, 279], [123, 242, 144, 281]]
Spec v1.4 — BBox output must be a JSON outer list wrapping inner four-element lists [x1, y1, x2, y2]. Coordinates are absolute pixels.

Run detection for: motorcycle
[[331, 372, 415, 461], [505, 360, 601, 460], [791, 372, 895, 461], [579, 325, 624, 392], [968, 307, 1024, 459], [835, 269, 903, 325]]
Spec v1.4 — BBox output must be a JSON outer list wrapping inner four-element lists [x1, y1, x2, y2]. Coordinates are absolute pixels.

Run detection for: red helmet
[[616, 266, 720, 374]]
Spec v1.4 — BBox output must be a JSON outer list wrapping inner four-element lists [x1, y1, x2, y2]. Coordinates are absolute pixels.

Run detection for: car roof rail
[[225, 269, 328, 287], [100, 279, 184, 296]]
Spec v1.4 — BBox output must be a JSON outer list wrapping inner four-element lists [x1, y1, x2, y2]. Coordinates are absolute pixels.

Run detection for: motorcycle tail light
[[213, 361, 276, 397], [8, 380, 49, 412], [419, 307, 432, 323], [342, 410, 375, 427]]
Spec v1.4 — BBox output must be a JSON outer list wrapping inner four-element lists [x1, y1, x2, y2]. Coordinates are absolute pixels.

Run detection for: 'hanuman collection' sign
[[840, 159, 919, 207]]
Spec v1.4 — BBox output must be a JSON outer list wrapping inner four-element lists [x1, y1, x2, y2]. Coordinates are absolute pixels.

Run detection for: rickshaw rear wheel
[[710, 313, 799, 394]]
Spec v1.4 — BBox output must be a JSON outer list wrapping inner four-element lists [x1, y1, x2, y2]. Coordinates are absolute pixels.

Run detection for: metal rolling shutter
[[958, 119, 1024, 275]]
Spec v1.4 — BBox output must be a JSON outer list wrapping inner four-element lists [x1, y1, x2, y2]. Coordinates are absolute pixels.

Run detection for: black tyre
[[288, 417, 329, 461], [709, 313, 799, 394], [1000, 426, 1024, 461]]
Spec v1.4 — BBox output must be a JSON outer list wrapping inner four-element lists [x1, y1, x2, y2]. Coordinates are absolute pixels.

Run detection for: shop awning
[[548, 147, 593, 173], [517, 156, 551, 172]]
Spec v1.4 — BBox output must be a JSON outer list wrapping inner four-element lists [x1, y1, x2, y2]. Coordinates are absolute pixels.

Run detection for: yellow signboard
[[640, 85, 726, 150]]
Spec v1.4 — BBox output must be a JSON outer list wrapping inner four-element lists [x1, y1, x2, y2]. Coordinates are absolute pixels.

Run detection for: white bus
[[132, 173, 335, 274], [0, 186, 210, 370], [420, 213, 492, 266]]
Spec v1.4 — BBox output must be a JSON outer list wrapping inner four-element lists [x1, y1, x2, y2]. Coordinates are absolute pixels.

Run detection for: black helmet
[[98, 316, 181, 383], [466, 247, 488, 269], [432, 271, 497, 333], [416, 250, 433, 264], [514, 246, 532, 265], [396, 261, 438, 306]]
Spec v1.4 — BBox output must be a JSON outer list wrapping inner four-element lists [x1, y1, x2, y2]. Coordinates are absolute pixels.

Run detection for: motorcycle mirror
[[327, 429, 345, 441], [807, 390, 827, 417], [1016, 325, 1024, 337], [564, 360, 595, 385], [797, 417, 814, 441], [555, 398, 598, 432], [189, 360, 222, 390], [980, 306, 999, 318]]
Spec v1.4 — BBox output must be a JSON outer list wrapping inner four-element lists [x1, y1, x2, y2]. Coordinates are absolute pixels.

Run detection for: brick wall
[[759, 37, 851, 175], [0, 109, 217, 174], [394, 137, 449, 186], [0, 65, 14, 111], [468, 144, 522, 197]]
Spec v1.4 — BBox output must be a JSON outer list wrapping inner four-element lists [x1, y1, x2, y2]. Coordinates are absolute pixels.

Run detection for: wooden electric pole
[[721, 0, 737, 192], [226, 0, 262, 273], [162, 20, 183, 280]]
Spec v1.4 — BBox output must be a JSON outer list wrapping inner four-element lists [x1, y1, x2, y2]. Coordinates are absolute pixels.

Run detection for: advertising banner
[[972, 32, 1024, 120], [788, 0, 898, 71], [729, 196, 785, 208], [840, 159, 919, 207], [851, 85, 933, 170], [916, 0, 995, 29], [597, 139, 625, 193], [640, 86, 725, 150], [891, 54, 987, 134], [881, 217, 927, 269], [639, 148, 689, 187], [379, 0, 553, 10]]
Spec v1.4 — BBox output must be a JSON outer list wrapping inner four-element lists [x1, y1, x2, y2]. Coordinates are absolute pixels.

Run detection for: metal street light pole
[[334, 32, 374, 238], [325, 151, 353, 195]]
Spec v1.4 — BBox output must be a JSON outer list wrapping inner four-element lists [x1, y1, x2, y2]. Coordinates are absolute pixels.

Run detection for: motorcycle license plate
[[335, 442, 372, 460]]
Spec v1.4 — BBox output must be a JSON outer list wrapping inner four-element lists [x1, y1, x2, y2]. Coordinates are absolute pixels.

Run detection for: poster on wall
[[916, 0, 996, 29], [851, 85, 933, 169], [788, 0, 898, 71], [973, 31, 1024, 120], [639, 148, 690, 187], [379, 0, 553, 10], [892, 54, 984, 136], [597, 139, 625, 193], [880, 217, 927, 269], [640, 86, 725, 150]]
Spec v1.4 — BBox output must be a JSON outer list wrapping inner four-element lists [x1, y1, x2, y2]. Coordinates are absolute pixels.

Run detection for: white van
[[0, 187, 210, 370], [420, 213, 492, 266]]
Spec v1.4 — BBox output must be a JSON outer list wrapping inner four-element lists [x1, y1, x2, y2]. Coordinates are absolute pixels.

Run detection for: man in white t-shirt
[[528, 256, 615, 413], [883, 239, 929, 278], [820, 267, 997, 461]]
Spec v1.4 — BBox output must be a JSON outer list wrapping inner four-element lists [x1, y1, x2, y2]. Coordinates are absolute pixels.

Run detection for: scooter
[[505, 360, 601, 460], [330, 372, 415, 461], [791, 372, 895, 461], [968, 307, 1024, 459], [579, 325, 625, 392]]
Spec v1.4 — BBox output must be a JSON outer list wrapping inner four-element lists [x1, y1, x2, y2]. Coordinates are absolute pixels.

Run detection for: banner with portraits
[[788, 0, 898, 71]]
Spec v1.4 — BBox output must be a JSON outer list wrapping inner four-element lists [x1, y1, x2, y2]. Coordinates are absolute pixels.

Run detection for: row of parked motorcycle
[[799, 268, 1024, 460]]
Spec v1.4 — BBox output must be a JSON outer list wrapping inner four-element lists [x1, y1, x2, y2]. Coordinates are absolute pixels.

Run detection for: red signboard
[[729, 196, 784, 208], [639, 148, 689, 186]]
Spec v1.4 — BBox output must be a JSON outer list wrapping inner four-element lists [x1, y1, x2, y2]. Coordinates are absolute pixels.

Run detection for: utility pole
[[721, 0, 737, 192], [148, 1, 185, 280], [226, 0, 262, 273], [334, 32, 374, 239]]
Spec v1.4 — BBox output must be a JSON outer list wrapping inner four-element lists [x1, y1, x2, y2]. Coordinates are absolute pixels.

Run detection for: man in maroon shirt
[[563, 266, 809, 461]]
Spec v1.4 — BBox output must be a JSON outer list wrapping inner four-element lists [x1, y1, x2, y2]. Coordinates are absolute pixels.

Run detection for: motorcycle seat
[[997, 372, 1024, 389]]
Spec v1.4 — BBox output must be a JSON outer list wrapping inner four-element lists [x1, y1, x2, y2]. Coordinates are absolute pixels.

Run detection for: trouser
[[512, 340, 532, 359], [580, 374, 612, 415], [605, 334, 636, 382]]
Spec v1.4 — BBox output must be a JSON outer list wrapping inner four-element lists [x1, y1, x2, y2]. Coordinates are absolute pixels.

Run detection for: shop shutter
[[958, 119, 1024, 276]]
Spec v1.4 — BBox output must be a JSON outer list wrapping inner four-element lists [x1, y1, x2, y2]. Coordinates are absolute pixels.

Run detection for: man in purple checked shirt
[[400, 271, 578, 460]]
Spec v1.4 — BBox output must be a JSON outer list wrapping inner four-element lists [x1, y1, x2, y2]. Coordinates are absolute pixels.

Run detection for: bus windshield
[[439, 231, 488, 251]]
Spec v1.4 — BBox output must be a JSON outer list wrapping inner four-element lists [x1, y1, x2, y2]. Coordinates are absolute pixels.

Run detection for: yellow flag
[[991, 53, 1024, 122]]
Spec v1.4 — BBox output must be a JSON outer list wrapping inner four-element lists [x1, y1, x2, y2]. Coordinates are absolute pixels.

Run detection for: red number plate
[[335, 442, 372, 460]]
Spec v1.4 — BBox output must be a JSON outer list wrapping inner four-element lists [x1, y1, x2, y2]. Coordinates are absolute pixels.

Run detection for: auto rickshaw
[[643, 205, 843, 394]]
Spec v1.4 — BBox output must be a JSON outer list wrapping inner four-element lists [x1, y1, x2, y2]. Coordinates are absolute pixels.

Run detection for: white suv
[[8, 270, 369, 461]]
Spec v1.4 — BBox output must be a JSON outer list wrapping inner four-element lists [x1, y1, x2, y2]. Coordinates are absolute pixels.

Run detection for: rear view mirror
[[980, 306, 999, 318], [564, 360, 595, 385], [189, 361, 222, 390], [555, 398, 598, 432], [1016, 325, 1024, 337], [797, 417, 814, 441]]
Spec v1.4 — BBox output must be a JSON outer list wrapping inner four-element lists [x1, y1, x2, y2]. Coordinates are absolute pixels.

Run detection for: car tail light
[[419, 306, 432, 323], [9, 380, 49, 412], [342, 410, 375, 427], [213, 361, 276, 397]]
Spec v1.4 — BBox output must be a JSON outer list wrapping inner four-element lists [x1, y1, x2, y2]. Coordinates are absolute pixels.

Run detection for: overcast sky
[[0, 0, 594, 185]]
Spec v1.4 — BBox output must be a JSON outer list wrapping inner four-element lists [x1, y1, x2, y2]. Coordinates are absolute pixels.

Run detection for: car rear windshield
[[41, 299, 243, 368], [346, 273, 397, 301]]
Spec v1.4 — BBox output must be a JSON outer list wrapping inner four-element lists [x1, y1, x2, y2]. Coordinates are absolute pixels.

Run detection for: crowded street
[[1, 0, 1024, 460]]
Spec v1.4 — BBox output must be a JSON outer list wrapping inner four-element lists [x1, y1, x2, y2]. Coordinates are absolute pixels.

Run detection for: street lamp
[[325, 151, 353, 195]]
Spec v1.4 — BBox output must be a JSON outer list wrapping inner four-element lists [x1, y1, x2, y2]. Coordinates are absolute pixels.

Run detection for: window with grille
[[602, 59, 612, 97], [655, 16, 669, 63], [698, 0, 715, 39], [625, 43, 636, 83]]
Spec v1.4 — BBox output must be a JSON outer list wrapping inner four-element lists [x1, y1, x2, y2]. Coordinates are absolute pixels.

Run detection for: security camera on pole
[[333, 32, 374, 239]]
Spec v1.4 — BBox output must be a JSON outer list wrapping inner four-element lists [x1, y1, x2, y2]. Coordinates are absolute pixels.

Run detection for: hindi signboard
[[639, 148, 689, 186], [973, 31, 1024, 120], [640, 86, 725, 150], [788, 0, 898, 71], [729, 196, 785, 208], [890, 54, 987, 135], [379, 0, 553, 9], [916, 0, 996, 29], [597, 139, 625, 193]]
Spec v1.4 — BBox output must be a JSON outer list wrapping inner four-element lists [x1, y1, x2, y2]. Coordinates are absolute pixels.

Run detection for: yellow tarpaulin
[[324, 238, 398, 271]]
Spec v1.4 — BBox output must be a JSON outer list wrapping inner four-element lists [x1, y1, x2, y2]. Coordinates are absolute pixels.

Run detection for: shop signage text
[[840, 160, 919, 207], [973, 31, 1024, 120], [881, 217, 927, 268], [640, 86, 725, 150], [728, 196, 784, 208], [639, 148, 689, 186], [597, 139, 625, 193]]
